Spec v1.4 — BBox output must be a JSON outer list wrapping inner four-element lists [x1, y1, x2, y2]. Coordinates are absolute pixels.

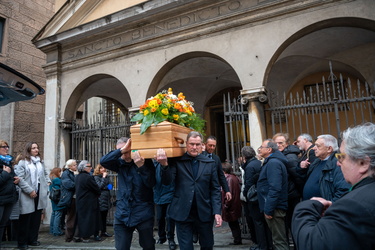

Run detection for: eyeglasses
[[0, 146, 9, 149], [258, 146, 270, 150], [335, 153, 346, 163]]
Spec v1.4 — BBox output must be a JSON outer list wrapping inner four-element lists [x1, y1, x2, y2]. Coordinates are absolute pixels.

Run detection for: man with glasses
[[257, 139, 289, 250], [292, 123, 375, 249], [299, 134, 350, 201]]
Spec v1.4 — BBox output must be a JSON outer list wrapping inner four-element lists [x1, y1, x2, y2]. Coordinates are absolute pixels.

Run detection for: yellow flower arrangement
[[131, 88, 205, 135]]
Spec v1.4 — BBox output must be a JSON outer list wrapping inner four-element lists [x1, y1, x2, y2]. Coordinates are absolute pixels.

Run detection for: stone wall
[[0, 0, 55, 157]]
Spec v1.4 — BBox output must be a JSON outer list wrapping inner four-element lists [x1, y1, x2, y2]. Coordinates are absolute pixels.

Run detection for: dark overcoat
[[94, 174, 111, 211], [161, 153, 221, 222], [75, 171, 101, 238], [293, 177, 375, 250]]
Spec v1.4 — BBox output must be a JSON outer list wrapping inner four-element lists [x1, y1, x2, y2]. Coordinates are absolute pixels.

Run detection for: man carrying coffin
[[156, 131, 222, 250]]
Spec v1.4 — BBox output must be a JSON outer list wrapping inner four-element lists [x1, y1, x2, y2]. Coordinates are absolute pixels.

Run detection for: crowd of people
[[1, 122, 375, 250]]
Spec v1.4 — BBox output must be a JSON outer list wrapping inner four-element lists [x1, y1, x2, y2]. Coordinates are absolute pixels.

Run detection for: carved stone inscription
[[63, 0, 274, 60]]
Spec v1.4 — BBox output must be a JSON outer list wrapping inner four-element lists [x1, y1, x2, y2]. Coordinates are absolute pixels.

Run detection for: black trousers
[[114, 217, 155, 250], [156, 203, 175, 241], [175, 217, 214, 250], [100, 210, 108, 233], [18, 197, 42, 246], [248, 202, 273, 250]]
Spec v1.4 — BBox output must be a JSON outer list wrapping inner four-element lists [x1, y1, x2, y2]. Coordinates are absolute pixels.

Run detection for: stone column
[[41, 44, 64, 170], [240, 87, 268, 148], [41, 43, 63, 224]]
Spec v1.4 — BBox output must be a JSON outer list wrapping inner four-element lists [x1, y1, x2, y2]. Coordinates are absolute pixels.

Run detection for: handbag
[[49, 187, 61, 202], [246, 184, 258, 203]]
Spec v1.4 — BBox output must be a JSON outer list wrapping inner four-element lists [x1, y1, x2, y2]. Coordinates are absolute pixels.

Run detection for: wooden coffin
[[130, 121, 192, 158]]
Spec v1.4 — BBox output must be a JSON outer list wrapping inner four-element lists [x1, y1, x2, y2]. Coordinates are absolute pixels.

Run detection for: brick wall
[[0, 0, 55, 158]]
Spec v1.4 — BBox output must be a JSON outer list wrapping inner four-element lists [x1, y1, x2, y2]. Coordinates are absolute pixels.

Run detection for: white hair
[[317, 134, 338, 151]]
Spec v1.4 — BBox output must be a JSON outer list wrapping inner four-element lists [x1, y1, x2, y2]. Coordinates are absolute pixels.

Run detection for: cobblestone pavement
[[1, 222, 254, 250]]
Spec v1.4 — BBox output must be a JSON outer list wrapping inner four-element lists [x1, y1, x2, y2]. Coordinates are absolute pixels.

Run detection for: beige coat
[[15, 159, 50, 214]]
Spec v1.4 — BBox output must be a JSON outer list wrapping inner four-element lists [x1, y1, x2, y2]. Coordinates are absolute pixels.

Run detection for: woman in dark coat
[[0, 140, 19, 247], [93, 164, 112, 237], [75, 160, 101, 242]]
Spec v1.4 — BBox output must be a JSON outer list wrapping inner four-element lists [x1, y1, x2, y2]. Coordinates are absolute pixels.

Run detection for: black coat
[[292, 177, 375, 250], [202, 151, 230, 193], [0, 165, 18, 205], [242, 157, 262, 199], [75, 171, 101, 238], [94, 174, 111, 211], [282, 145, 302, 198], [161, 153, 221, 222]]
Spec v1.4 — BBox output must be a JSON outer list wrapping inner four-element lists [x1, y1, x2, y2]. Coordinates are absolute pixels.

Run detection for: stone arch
[[147, 52, 242, 159], [148, 51, 241, 116], [264, 17, 375, 96], [64, 74, 131, 120]]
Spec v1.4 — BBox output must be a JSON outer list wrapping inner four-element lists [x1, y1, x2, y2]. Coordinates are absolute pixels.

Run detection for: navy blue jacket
[[161, 153, 221, 222], [153, 162, 174, 205], [57, 169, 75, 209], [257, 150, 288, 215], [299, 152, 350, 202], [100, 149, 155, 227]]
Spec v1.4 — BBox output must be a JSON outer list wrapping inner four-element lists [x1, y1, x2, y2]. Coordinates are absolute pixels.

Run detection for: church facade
[[32, 0, 375, 168]]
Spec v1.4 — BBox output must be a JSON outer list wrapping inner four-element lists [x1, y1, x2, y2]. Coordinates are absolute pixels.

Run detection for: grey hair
[[342, 123, 375, 178], [266, 139, 279, 153], [241, 146, 256, 160], [299, 133, 313, 142], [317, 134, 338, 151], [65, 159, 76, 169], [117, 137, 129, 145], [187, 131, 203, 141], [77, 160, 89, 173]]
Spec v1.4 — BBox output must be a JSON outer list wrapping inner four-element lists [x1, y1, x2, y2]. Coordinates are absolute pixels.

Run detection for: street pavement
[[1, 222, 254, 250]]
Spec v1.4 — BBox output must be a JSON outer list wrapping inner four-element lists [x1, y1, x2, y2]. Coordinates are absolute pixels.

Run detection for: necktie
[[208, 154, 212, 159], [191, 158, 198, 178]]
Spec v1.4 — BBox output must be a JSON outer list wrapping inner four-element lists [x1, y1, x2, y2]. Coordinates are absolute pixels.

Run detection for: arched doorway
[[150, 52, 242, 163], [264, 17, 375, 141], [63, 74, 131, 167]]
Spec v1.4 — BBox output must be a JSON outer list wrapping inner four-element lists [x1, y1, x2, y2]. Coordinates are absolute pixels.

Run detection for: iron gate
[[71, 112, 132, 224], [223, 93, 250, 173], [265, 62, 375, 142]]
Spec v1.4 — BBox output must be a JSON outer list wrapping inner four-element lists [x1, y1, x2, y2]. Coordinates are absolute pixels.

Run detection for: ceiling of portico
[[154, 56, 241, 115], [266, 18, 375, 95]]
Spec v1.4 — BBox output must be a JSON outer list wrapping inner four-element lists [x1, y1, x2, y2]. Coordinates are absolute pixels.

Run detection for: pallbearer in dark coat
[[156, 131, 222, 250], [75, 160, 101, 242]]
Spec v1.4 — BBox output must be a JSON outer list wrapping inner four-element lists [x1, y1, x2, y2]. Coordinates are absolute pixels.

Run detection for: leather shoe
[[17, 245, 28, 250], [101, 232, 112, 237], [73, 237, 83, 242], [157, 238, 166, 244], [94, 235, 102, 241], [29, 241, 41, 246], [168, 240, 177, 250]]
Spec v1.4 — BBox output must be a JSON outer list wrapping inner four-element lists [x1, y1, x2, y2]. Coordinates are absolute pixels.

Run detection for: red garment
[[221, 173, 242, 222]]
